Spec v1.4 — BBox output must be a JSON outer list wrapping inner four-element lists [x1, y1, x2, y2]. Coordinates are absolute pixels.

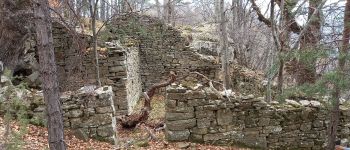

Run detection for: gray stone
[[83, 114, 112, 127], [258, 118, 270, 127], [189, 134, 203, 143], [217, 109, 232, 125], [167, 107, 194, 113], [97, 125, 114, 137], [299, 100, 311, 107], [68, 109, 84, 118], [166, 112, 195, 121], [73, 128, 89, 141], [310, 100, 321, 108], [109, 66, 125, 72], [264, 126, 282, 134], [167, 93, 185, 100], [312, 120, 324, 128], [167, 119, 196, 131], [166, 100, 177, 108], [185, 90, 205, 99], [188, 99, 208, 106], [95, 106, 113, 114], [285, 99, 301, 107], [242, 94, 254, 100], [191, 127, 208, 134], [196, 118, 212, 128], [70, 118, 82, 128], [166, 129, 190, 141], [195, 110, 215, 119], [300, 123, 312, 131], [203, 133, 230, 141]]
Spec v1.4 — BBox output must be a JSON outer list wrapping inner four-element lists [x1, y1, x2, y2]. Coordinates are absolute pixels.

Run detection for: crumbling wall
[[165, 81, 350, 149], [53, 22, 89, 91], [29, 86, 116, 142], [82, 48, 129, 115], [23, 22, 137, 115], [106, 14, 220, 91]]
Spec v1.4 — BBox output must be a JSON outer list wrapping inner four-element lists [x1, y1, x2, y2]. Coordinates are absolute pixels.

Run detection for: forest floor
[[0, 96, 250, 150]]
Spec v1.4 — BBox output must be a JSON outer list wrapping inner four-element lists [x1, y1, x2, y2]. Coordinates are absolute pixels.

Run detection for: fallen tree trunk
[[117, 71, 176, 128]]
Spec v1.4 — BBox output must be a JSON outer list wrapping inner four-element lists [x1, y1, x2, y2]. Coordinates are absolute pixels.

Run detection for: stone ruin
[[3, 13, 270, 144], [165, 74, 350, 149], [51, 14, 222, 116]]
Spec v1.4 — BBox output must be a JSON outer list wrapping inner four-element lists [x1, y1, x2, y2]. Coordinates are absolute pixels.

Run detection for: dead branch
[[117, 71, 176, 129]]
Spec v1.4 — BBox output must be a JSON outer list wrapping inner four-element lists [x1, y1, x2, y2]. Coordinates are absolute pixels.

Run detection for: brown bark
[[34, 0, 66, 149], [118, 72, 176, 128], [327, 0, 350, 148]]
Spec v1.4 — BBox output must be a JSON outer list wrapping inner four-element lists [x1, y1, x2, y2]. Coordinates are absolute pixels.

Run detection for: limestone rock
[[166, 119, 196, 131], [97, 125, 114, 137], [217, 109, 232, 125], [310, 100, 321, 108], [166, 129, 190, 141], [285, 99, 301, 107], [299, 100, 311, 107], [166, 112, 195, 121]]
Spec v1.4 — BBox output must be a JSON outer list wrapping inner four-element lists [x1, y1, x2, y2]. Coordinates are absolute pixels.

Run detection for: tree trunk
[[327, 0, 350, 148], [89, 0, 102, 87], [100, 0, 106, 20], [34, 0, 66, 149], [155, 0, 161, 18], [214, 0, 220, 22], [118, 72, 176, 128], [219, 0, 230, 89], [106, 1, 110, 19], [296, 0, 321, 85]]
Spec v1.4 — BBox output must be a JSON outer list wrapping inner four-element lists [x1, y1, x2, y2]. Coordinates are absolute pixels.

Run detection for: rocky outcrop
[[165, 81, 350, 149]]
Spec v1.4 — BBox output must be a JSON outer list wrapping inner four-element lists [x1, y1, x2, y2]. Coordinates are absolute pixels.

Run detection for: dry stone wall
[[50, 22, 140, 115], [165, 82, 350, 149], [29, 86, 115, 142], [82, 48, 130, 115], [107, 14, 220, 91]]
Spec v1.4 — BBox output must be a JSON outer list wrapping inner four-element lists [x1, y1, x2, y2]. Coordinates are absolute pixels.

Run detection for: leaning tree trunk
[[34, 0, 66, 149], [118, 72, 176, 128], [327, 0, 350, 148]]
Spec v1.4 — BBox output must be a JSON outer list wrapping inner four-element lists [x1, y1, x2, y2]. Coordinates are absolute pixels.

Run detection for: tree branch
[[250, 0, 272, 27]]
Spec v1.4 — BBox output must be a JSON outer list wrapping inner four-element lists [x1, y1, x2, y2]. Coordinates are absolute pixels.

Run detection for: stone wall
[[106, 14, 220, 91], [165, 81, 350, 149], [53, 22, 89, 91], [82, 48, 129, 115], [22, 22, 139, 115], [125, 47, 142, 114], [29, 86, 115, 141]]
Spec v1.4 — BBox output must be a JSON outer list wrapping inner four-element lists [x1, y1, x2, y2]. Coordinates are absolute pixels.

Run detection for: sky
[[148, 0, 346, 25]]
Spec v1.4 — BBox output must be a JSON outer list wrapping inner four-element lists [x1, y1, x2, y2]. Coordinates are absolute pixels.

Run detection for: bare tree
[[34, 0, 66, 149], [327, 0, 350, 148], [155, 0, 161, 18], [101, 0, 106, 20], [219, 0, 230, 89], [89, 0, 102, 87]]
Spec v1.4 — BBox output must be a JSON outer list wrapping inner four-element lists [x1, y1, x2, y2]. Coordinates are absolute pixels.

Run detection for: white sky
[[147, 0, 345, 25]]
